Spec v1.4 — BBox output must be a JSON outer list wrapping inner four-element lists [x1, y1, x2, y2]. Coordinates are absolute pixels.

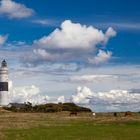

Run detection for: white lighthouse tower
[[0, 60, 9, 106]]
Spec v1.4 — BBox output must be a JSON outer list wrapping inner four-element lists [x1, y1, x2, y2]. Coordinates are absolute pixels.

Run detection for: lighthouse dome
[[1, 60, 7, 67], [0, 60, 8, 75]]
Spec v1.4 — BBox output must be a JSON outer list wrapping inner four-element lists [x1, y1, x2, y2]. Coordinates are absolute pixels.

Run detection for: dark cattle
[[114, 112, 117, 117], [69, 112, 77, 116], [124, 112, 132, 117]]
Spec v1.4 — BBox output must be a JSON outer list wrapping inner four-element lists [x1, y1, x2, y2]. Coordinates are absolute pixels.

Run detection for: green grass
[[0, 112, 140, 140], [3, 123, 140, 140]]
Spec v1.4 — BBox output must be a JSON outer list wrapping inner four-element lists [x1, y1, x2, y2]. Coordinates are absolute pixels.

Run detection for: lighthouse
[[0, 60, 9, 106]]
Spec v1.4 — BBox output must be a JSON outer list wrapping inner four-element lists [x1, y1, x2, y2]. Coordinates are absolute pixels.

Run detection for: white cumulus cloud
[[57, 96, 65, 103], [88, 50, 112, 65], [34, 20, 116, 50], [22, 20, 116, 69], [104, 27, 117, 44], [9, 84, 49, 104], [8, 81, 66, 105], [72, 86, 93, 104], [0, 0, 34, 19]]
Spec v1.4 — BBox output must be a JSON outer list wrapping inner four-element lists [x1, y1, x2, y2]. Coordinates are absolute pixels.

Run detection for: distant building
[[7, 103, 26, 109], [0, 60, 9, 106]]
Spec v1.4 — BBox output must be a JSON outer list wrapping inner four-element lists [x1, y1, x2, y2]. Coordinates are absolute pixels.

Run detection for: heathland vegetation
[[4, 102, 92, 113]]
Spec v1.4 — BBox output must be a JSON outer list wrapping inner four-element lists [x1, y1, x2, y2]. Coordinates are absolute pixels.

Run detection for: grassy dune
[[0, 112, 140, 140]]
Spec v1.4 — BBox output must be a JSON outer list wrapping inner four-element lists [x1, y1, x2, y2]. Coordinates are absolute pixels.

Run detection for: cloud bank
[[72, 86, 140, 112], [69, 74, 117, 83], [8, 81, 140, 112], [8, 82, 65, 105], [9, 83, 48, 104]]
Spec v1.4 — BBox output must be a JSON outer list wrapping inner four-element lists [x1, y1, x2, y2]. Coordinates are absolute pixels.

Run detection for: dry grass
[[0, 111, 140, 140], [0, 111, 139, 129]]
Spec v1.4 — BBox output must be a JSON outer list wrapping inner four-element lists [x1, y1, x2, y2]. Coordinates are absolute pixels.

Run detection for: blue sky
[[0, 0, 140, 112], [0, 0, 140, 63]]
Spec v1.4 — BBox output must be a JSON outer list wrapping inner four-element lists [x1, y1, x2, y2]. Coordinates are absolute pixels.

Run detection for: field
[[0, 111, 140, 140]]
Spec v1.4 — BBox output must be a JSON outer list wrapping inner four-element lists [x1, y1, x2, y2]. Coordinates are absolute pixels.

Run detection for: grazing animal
[[124, 112, 132, 117], [69, 112, 77, 116], [92, 112, 96, 116], [114, 112, 117, 117]]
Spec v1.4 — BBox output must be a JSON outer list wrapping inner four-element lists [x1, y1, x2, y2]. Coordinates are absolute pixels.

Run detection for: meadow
[[0, 111, 140, 140]]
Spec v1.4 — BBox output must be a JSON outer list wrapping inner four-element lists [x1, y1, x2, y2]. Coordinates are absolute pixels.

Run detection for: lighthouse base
[[0, 91, 9, 106]]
